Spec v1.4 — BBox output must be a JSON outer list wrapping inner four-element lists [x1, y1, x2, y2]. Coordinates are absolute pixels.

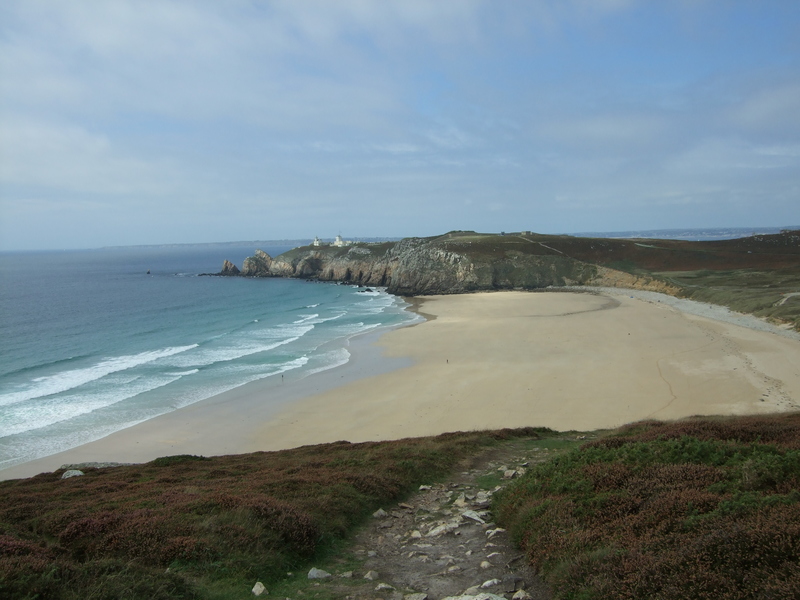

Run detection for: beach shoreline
[[0, 325, 415, 481], [3, 289, 799, 481]]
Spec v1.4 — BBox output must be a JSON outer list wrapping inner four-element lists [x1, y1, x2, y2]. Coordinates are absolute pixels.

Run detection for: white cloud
[[0, 118, 178, 196], [728, 83, 800, 135], [424, 124, 478, 149], [1, 0, 799, 249], [370, 143, 421, 154], [536, 113, 666, 151], [666, 138, 800, 173]]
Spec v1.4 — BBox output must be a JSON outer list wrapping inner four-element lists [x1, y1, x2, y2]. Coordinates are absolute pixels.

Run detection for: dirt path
[[300, 437, 585, 600]]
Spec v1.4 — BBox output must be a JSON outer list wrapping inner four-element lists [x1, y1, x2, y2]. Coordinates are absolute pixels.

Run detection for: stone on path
[[441, 594, 506, 600], [462, 510, 486, 524], [485, 528, 505, 539], [364, 570, 379, 581], [373, 508, 388, 518], [251, 581, 266, 596], [427, 520, 460, 537], [307, 567, 331, 579]]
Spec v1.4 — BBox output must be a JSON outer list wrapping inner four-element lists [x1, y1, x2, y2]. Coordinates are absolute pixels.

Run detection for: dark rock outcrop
[[232, 234, 601, 295], [241, 250, 273, 276], [219, 260, 240, 276]]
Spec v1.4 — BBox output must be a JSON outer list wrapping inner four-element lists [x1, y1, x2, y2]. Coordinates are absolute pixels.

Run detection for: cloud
[[667, 138, 800, 174], [0, 118, 177, 196], [729, 83, 800, 136], [536, 113, 667, 152], [2, 0, 799, 249], [424, 124, 478, 149]]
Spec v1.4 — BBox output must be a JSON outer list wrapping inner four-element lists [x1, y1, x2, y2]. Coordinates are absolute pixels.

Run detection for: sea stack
[[219, 260, 240, 276]]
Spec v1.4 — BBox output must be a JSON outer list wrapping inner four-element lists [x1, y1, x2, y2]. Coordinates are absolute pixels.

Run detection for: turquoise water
[[0, 245, 418, 469]]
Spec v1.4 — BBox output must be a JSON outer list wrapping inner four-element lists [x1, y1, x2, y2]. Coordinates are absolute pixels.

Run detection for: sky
[[1, 1, 799, 250]]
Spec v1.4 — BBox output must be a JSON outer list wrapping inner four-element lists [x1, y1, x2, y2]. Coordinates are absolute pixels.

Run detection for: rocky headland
[[216, 229, 800, 329], [221, 231, 679, 296]]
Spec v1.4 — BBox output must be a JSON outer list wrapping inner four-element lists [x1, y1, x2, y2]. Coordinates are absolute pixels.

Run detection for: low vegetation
[[663, 268, 800, 331], [289, 230, 800, 328], [494, 414, 800, 599], [4, 416, 800, 599], [0, 428, 544, 600]]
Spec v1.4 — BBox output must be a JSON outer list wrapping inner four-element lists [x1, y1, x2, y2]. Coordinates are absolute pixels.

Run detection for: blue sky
[[1, 0, 799, 250]]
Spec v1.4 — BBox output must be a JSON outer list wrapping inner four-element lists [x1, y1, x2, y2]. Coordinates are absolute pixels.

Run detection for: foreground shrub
[[494, 414, 800, 600], [0, 428, 543, 599]]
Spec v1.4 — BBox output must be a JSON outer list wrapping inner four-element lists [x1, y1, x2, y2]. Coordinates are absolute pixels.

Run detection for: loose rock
[[251, 581, 267, 596], [485, 528, 506, 539], [462, 510, 486, 524], [427, 521, 459, 537], [61, 470, 84, 479], [307, 567, 331, 580], [441, 594, 506, 600]]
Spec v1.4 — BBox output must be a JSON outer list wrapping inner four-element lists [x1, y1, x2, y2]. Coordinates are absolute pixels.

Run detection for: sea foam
[[0, 345, 198, 408]]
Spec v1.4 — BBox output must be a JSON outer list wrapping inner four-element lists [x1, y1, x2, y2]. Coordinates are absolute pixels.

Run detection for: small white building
[[333, 234, 347, 247], [312, 236, 321, 247]]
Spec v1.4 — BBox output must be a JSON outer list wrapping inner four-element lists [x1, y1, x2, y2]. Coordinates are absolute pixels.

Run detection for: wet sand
[[3, 290, 799, 480]]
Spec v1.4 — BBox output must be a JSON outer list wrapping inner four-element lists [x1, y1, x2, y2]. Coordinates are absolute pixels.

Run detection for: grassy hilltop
[[430, 229, 800, 330], [254, 229, 800, 330]]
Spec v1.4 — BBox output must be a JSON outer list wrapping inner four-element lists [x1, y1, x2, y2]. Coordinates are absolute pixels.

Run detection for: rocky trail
[[285, 438, 584, 600]]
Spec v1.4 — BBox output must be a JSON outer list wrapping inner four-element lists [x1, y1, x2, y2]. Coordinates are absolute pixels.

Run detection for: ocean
[[573, 225, 798, 241], [0, 244, 419, 470]]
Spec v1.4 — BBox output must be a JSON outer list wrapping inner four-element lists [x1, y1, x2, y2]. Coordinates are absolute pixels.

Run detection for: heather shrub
[[0, 428, 538, 599], [494, 414, 800, 599]]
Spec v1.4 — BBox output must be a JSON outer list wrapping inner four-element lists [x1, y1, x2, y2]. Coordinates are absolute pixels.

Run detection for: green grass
[[475, 435, 589, 490], [661, 267, 800, 330], [493, 414, 800, 600]]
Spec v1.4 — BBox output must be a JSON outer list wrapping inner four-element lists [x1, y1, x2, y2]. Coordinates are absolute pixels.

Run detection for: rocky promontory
[[218, 233, 606, 296], [216, 229, 800, 321]]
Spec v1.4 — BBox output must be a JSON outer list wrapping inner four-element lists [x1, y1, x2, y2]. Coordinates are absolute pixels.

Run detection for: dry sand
[[3, 290, 800, 480]]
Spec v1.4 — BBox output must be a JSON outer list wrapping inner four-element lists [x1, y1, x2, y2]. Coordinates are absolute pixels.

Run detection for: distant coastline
[[573, 225, 800, 241]]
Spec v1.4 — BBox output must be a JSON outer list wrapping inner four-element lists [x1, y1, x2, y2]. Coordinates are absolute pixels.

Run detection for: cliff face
[[230, 234, 603, 296], [219, 260, 240, 276], [217, 230, 799, 327], [241, 250, 273, 276]]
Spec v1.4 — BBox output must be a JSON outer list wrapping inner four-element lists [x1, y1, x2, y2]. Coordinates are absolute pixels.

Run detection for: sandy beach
[[3, 290, 800, 480]]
